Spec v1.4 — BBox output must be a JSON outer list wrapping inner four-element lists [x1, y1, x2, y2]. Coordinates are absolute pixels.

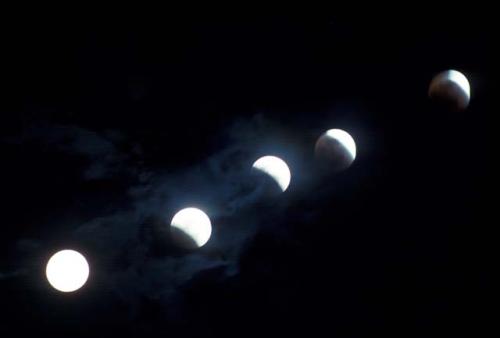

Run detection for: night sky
[[0, 12, 492, 337]]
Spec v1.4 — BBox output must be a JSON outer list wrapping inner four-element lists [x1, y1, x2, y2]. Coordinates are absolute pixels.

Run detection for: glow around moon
[[315, 129, 356, 172], [252, 155, 291, 192], [170, 208, 212, 249], [46, 249, 90, 293], [429, 69, 470, 110]]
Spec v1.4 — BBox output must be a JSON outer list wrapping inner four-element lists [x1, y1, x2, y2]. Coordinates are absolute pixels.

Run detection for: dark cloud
[[1, 14, 489, 337], [6, 123, 134, 180], [0, 269, 27, 280], [8, 114, 313, 324]]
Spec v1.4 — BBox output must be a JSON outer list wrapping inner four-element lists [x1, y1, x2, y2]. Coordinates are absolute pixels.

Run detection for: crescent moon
[[170, 207, 212, 249], [429, 69, 470, 110], [447, 70, 470, 99], [252, 155, 291, 192], [315, 129, 357, 172]]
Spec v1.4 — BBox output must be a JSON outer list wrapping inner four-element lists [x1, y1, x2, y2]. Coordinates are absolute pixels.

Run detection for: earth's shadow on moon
[[429, 76, 469, 111], [140, 216, 199, 256], [170, 226, 200, 251], [249, 167, 286, 197], [314, 136, 355, 174]]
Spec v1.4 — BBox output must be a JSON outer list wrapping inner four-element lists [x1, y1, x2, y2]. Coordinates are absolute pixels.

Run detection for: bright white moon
[[252, 155, 291, 192], [315, 129, 357, 172], [170, 207, 212, 248], [46, 249, 90, 293]]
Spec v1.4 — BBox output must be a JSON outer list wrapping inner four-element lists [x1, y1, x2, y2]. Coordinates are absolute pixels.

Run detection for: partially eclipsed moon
[[252, 155, 291, 192], [315, 129, 356, 172], [46, 249, 90, 292], [429, 69, 470, 110], [170, 208, 212, 249]]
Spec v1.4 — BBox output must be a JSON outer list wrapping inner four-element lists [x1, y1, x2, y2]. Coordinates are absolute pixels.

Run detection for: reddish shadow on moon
[[429, 70, 470, 111]]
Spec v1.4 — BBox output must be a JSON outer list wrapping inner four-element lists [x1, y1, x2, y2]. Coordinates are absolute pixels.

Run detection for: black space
[[0, 12, 492, 338]]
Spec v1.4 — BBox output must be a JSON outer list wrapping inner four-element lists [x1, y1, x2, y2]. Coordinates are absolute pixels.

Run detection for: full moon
[[252, 155, 291, 192], [315, 129, 356, 172], [46, 249, 90, 293], [170, 207, 212, 249], [429, 69, 470, 111]]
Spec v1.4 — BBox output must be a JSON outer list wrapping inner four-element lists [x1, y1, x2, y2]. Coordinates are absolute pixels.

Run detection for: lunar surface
[[429, 69, 470, 111], [315, 129, 356, 172], [170, 207, 212, 249], [251, 155, 291, 192], [46, 249, 90, 292]]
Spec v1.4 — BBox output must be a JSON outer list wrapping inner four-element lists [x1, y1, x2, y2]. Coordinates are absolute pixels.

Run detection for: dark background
[[0, 12, 492, 337]]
